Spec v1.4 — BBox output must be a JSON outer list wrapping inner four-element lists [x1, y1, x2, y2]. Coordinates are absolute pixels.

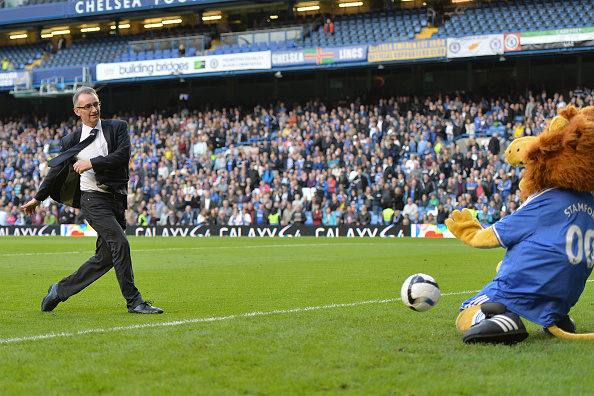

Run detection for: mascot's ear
[[548, 114, 570, 135], [505, 136, 536, 167]]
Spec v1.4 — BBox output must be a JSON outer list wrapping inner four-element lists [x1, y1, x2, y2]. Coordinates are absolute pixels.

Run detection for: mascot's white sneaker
[[463, 303, 529, 345]]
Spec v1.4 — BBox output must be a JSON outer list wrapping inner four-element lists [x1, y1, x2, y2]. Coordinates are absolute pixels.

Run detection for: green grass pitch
[[1, 236, 593, 395]]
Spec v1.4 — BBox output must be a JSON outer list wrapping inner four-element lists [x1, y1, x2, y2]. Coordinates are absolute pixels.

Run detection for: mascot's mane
[[521, 105, 594, 201]]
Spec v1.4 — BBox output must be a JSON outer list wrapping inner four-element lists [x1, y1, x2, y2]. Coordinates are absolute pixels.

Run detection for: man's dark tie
[[48, 129, 98, 168]]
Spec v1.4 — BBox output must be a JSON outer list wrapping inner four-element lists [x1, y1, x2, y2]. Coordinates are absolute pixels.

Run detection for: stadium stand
[[435, 0, 594, 37], [19, 0, 63, 5], [1, 86, 593, 228], [0, 42, 44, 70], [3, 0, 592, 71], [303, 9, 429, 47], [1, 0, 594, 228]]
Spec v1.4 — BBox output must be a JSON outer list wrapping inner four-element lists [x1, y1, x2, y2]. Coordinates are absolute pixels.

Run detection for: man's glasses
[[76, 102, 101, 110]]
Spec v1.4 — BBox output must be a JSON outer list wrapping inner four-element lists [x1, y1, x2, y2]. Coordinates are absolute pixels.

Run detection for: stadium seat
[[305, 211, 313, 225]]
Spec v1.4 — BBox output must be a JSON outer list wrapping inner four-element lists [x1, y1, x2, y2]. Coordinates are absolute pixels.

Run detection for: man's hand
[[73, 160, 92, 174], [21, 198, 40, 216]]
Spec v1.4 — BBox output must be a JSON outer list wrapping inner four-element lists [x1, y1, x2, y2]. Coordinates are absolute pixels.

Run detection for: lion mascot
[[446, 105, 594, 344]]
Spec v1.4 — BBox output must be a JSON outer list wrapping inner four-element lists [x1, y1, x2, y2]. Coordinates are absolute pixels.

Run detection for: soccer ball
[[401, 273, 441, 312]]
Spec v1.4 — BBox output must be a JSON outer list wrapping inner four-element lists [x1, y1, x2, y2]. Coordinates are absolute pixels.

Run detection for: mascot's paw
[[445, 209, 500, 248], [445, 209, 482, 239], [505, 136, 536, 167]]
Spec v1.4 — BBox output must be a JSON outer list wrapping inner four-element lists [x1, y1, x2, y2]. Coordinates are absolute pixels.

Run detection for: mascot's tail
[[547, 325, 594, 340]]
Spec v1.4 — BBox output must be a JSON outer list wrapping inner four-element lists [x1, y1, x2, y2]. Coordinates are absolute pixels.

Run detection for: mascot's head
[[505, 105, 594, 201]]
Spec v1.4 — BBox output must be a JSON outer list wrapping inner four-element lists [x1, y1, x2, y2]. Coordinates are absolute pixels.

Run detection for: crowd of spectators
[[1, 86, 593, 228]]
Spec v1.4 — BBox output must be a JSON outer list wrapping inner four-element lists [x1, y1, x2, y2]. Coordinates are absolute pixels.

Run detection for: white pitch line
[[0, 290, 479, 345], [0, 243, 348, 257], [0, 242, 461, 257]]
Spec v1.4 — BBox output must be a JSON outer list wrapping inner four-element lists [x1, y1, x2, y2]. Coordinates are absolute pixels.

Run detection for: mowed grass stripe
[[0, 241, 463, 257], [0, 290, 481, 345], [1, 281, 592, 345], [1, 237, 594, 395]]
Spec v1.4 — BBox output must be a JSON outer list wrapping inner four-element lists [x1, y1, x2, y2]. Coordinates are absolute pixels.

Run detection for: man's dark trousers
[[55, 191, 143, 309]]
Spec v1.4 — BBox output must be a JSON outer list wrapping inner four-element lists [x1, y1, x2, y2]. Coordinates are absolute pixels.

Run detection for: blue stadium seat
[[305, 211, 313, 225]]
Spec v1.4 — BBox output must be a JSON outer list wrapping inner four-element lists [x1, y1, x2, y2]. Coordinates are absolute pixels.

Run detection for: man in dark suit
[[22, 86, 163, 314], [200, 190, 217, 211]]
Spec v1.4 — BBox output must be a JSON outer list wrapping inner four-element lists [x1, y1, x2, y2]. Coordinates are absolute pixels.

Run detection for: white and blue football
[[401, 273, 441, 312]]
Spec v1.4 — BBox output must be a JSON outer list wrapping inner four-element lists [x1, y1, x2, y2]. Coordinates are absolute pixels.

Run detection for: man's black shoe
[[463, 312, 529, 345], [129, 302, 164, 314], [41, 283, 61, 312]]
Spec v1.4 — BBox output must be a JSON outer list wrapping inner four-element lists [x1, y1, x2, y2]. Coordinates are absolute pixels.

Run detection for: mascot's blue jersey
[[484, 188, 594, 327]]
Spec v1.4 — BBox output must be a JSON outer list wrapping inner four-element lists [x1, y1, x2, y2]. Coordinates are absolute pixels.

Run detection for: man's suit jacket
[[35, 119, 131, 208], [200, 198, 217, 211]]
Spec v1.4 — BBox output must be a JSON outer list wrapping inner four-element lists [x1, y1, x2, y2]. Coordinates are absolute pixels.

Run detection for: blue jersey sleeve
[[492, 201, 538, 249]]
